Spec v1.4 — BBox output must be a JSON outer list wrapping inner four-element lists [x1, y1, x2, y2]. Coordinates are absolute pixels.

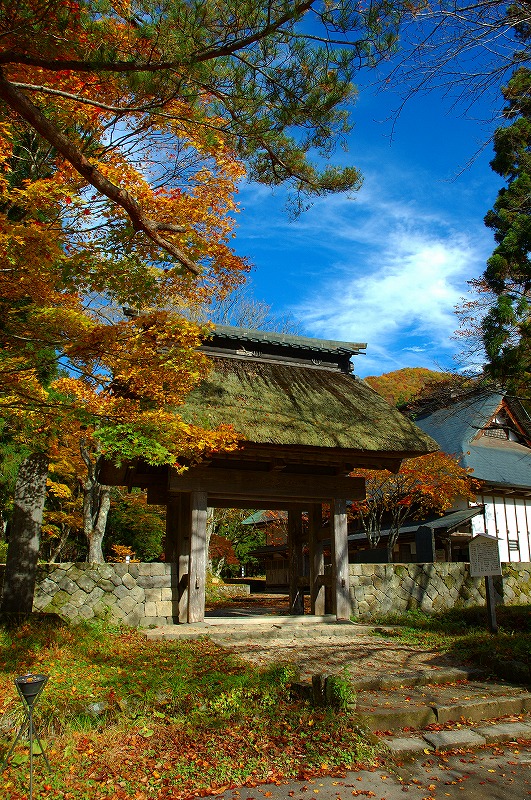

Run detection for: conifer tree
[[483, 63, 531, 391]]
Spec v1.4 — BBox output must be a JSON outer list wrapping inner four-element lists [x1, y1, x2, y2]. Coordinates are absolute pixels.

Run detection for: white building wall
[[515, 498, 531, 561], [471, 494, 531, 563]]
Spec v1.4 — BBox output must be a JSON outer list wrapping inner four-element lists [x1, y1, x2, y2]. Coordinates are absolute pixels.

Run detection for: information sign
[[469, 534, 502, 577]]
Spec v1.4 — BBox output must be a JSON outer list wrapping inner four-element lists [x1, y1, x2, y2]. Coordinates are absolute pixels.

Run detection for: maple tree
[[208, 533, 240, 577], [0, 68, 248, 611], [40, 439, 85, 562], [105, 489, 166, 563], [350, 452, 477, 561]]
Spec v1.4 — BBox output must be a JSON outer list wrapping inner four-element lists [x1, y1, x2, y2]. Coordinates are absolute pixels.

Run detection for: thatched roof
[[181, 357, 437, 456]]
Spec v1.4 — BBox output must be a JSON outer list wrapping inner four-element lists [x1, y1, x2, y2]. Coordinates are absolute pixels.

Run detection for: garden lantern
[[1, 673, 51, 800]]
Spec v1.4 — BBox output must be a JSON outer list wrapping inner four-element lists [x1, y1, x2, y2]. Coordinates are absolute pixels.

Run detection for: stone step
[[356, 680, 531, 731], [143, 617, 380, 642], [290, 662, 531, 755]]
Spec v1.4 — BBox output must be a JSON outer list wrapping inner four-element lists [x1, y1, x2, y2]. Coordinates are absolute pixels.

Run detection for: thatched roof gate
[[102, 325, 436, 624]]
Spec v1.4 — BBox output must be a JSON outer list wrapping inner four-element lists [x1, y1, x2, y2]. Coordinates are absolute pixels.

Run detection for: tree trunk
[[83, 479, 111, 563], [387, 528, 399, 563], [0, 453, 49, 616], [81, 444, 111, 563], [49, 525, 72, 563]]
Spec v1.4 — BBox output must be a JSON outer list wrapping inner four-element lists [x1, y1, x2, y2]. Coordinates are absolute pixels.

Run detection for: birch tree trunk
[[0, 453, 49, 616]]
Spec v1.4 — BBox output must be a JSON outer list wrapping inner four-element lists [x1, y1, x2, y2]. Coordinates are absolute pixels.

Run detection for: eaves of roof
[[348, 506, 484, 541], [413, 392, 531, 489], [210, 324, 366, 356]]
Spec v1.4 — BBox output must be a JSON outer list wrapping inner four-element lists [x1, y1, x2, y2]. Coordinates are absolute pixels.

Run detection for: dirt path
[[204, 593, 467, 683]]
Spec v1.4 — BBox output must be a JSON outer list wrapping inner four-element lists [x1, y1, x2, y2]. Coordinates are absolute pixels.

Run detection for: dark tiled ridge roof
[[209, 324, 366, 356]]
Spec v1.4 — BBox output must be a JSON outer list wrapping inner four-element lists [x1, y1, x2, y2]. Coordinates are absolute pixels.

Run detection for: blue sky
[[230, 72, 503, 379]]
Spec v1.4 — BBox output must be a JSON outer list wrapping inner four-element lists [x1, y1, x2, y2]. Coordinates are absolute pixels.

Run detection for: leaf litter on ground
[[0, 618, 379, 799]]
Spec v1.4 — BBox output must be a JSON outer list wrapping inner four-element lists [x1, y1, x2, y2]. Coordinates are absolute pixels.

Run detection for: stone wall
[[0, 562, 251, 626], [0, 561, 529, 626], [348, 562, 531, 620]]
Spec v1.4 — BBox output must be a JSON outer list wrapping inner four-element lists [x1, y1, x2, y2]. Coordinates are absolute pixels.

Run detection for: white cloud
[[287, 178, 490, 376], [233, 153, 496, 378]]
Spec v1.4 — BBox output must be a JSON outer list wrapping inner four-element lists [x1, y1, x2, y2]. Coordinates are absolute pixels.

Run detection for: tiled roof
[[209, 324, 366, 356], [413, 392, 531, 490]]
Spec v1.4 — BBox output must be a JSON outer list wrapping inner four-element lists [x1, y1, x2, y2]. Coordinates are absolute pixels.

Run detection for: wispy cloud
[[280, 173, 492, 376], [298, 239, 476, 372], [233, 155, 496, 377]]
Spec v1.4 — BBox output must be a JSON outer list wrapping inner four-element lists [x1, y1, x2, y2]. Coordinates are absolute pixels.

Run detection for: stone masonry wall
[[0, 562, 250, 626], [348, 562, 531, 620], [28, 562, 174, 626], [0, 561, 530, 626]]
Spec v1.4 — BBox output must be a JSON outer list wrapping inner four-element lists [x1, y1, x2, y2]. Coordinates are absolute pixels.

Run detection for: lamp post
[[1, 673, 50, 800]]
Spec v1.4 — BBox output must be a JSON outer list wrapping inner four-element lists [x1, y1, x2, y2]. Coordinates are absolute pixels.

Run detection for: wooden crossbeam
[[168, 467, 365, 502]]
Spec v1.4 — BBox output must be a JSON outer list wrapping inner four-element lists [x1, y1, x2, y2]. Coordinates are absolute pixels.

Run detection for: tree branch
[[0, 1, 316, 72], [0, 70, 198, 273], [9, 81, 161, 114]]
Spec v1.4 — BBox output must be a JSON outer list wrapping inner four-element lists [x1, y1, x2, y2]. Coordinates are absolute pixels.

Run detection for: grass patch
[[371, 604, 531, 680], [0, 618, 379, 799]]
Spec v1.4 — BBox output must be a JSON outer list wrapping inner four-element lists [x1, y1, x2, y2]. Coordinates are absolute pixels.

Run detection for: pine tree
[[482, 63, 531, 391]]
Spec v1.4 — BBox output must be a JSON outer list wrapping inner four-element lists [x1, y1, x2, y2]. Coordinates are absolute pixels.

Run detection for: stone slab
[[385, 737, 432, 755], [357, 706, 438, 732], [423, 729, 486, 750], [435, 693, 531, 724], [474, 721, 531, 743]]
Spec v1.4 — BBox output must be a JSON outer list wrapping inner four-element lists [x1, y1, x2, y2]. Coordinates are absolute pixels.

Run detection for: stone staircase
[[144, 617, 531, 755], [350, 667, 531, 756]]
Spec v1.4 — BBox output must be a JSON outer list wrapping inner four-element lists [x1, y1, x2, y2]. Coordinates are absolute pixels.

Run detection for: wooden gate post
[[331, 499, 350, 621], [309, 503, 325, 615], [165, 494, 192, 623], [164, 496, 180, 563], [188, 490, 208, 623], [177, 494, 191, 623], [165, 495, 187, 623], [288, 508, 305, 615]]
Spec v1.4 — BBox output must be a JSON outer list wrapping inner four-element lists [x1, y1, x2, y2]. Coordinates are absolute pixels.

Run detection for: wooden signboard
[[468, 533, 501, 634], [469, 534, 502, 577]]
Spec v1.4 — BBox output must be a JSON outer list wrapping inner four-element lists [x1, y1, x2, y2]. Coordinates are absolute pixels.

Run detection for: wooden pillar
[[309, 503, 325, 615], [288, 508, 305, 615], [330, 499, 350, 621], [188, 490, 208, 623], [177, 494, 191, 623], [165, 494, 191, 623], [164, 496, 180, 563]]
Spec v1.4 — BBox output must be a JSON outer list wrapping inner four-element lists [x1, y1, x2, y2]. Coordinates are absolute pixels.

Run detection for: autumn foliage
[[0, 13, 251, 469], [364, 368, 451, 407], [350, 452, 478, 559]]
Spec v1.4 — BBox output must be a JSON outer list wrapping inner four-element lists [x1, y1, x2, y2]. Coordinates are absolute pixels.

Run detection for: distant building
[[413, 390, 531, 563]]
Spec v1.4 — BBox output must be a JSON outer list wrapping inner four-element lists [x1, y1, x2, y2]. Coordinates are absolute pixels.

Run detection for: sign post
[[468, 534, 502, 634]]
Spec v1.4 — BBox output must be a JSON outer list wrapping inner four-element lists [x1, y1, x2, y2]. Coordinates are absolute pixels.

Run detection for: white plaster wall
[[472, 494, 531, 563]]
